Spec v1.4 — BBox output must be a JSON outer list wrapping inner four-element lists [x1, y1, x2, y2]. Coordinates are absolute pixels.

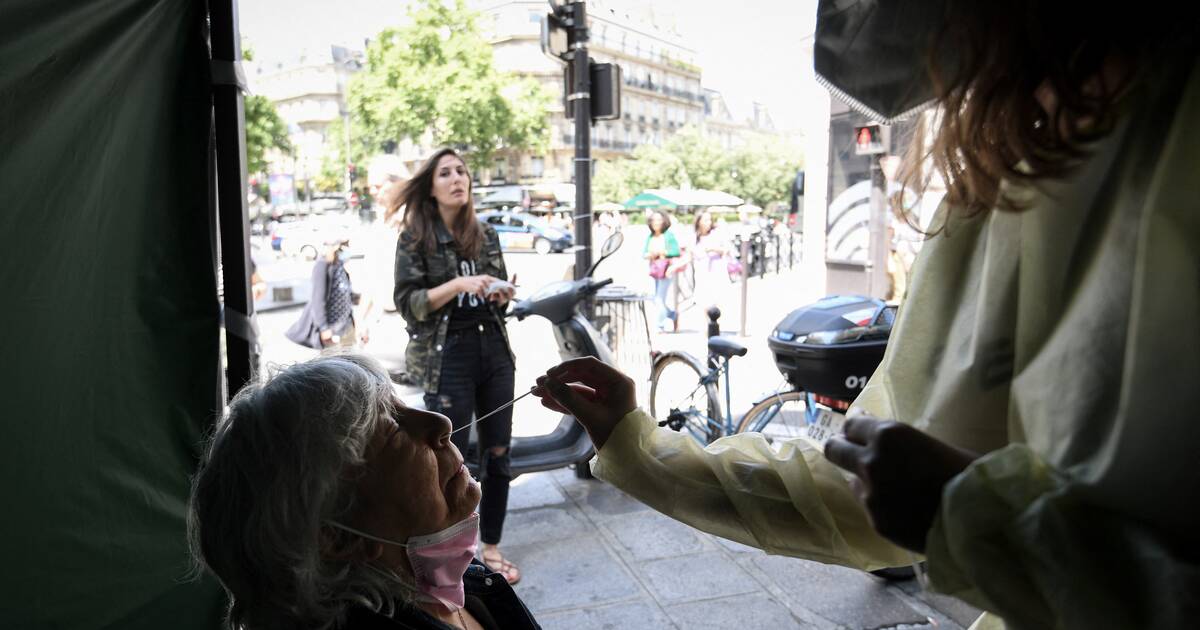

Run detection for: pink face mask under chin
[[327, 513, 480, 610]]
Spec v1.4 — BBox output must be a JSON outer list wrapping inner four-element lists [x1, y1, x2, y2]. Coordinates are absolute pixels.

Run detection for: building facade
[[248, 2, 789, 192], [246, 45, 363, 189], [477, 0, 706, 185]]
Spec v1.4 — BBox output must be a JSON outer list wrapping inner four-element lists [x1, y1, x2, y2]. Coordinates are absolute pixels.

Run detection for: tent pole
[[209, 0, 257, 396]]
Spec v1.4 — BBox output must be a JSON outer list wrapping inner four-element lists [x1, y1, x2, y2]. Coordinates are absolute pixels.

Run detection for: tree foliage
[[593, 127, 803, 208], [344, 0, 551, 172]]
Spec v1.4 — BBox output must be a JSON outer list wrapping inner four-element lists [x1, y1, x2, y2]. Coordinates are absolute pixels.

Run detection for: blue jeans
[[653, 276, 677, 330]]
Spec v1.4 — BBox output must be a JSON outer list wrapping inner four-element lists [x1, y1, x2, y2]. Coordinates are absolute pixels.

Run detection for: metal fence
[[730, 229, 800, 278], [593, 286, 654, 404]]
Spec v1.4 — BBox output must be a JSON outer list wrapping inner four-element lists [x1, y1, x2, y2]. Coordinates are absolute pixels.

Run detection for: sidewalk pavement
[[500, 466, 981, 629]]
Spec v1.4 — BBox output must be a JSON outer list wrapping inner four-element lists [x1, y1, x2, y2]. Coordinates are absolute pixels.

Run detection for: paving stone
[[561, 478, 653, 522], [602, 510, 709, 561], [893, 580, 981, 629], [507, 470, 568, 511], [500, 506, 593, 547], [537, 599, 676, 630], [752, 555, 927, 629], [637, 551, 759, 605], [706, 532, 764, 555], [666, 592, 816, 629], [505, 535, 641, 613]]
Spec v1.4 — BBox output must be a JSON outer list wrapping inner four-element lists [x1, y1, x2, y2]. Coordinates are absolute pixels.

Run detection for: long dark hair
[[693, 210, 713, 237], [648, 211, 671, 235], [898, 3, 1197, 221], [399, 148, 483, 260]]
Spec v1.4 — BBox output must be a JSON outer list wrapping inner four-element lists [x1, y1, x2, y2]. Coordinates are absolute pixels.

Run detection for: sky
[[238, 0, 819, 130]]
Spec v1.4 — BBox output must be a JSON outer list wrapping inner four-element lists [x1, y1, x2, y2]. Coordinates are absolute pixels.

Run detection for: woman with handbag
[[643, 210, 681, 333], [285, 236, 362, 349], [689, 209, 738, 326], [392, 148, 522, 585]]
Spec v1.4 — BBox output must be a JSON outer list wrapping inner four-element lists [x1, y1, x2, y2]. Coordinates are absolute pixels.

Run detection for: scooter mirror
[[600, 231, 623, 258]]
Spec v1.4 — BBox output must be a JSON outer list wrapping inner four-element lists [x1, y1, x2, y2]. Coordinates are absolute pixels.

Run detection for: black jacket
[[340, 561, 539, 630]]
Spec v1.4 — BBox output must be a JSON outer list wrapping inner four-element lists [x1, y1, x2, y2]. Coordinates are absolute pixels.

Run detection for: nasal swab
[[450, 387, 537, 436]]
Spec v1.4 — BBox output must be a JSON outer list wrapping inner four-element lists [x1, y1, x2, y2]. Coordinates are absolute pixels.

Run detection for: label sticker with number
[[803, 408, 847, 450]]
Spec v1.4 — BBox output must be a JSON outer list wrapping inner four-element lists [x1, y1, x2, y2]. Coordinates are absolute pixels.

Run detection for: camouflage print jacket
[[393, 219, 514, 393]]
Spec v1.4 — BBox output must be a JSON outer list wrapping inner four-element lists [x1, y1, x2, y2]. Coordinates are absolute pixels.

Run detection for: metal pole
[[739, 238, 750, 337], [210, 0, 257, 396], [867, 156, 889, 298], [570, 1, 592, 307], [343, 111, 352, 193]]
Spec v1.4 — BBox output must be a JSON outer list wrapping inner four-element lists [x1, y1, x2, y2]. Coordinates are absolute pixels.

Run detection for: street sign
[[564, 61, 622, 121]]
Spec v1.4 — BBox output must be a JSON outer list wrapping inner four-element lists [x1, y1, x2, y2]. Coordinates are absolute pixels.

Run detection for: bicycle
[[648, 308, 840, 446]]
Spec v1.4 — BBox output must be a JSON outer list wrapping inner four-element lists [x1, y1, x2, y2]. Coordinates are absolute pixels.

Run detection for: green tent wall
[[1, 0, 226, 626]]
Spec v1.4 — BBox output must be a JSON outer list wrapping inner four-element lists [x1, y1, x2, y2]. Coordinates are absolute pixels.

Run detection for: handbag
[[726, 257, 744, 277], [649, 258, 669, 280]]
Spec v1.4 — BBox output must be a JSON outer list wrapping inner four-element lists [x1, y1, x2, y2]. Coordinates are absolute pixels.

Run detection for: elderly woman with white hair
[[188, 353, 540, 630]]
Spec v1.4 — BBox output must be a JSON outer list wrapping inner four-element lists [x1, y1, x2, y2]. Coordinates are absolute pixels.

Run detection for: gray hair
[[188, 353, 416, 629]]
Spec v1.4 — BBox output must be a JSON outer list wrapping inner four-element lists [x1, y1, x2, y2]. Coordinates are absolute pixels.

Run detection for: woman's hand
[[455, 275, 493, 298], [532, 357, 637, 449], [486, 275, 516, 305], [824, 418, 978, 553]]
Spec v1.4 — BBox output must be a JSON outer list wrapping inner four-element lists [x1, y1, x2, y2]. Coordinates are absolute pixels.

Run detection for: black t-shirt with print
[[447, 255, 495, 331]]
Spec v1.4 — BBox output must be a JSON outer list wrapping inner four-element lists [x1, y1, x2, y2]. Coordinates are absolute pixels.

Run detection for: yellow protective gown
[[593, 61, 1200, 630]]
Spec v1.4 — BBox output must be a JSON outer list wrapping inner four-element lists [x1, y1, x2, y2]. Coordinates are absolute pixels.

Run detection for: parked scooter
[[461, 231, 626, 479]]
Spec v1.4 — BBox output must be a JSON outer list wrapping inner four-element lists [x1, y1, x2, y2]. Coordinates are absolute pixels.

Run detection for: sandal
[[481, 549, 522, 585]]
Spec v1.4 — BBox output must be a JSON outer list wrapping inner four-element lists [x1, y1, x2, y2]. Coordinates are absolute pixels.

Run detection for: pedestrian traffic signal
[[854, 125, 885, 155]]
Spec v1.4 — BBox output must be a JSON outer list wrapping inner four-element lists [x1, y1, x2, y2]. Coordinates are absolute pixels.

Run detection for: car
[[308, 193, 350, 213], [268, 215, 360, 260], [478, 210, 573, 254], [253, 253, 314, 312]]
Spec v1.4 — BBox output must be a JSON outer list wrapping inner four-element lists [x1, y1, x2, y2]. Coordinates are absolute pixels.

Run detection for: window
[[530, 156, 545, 177]]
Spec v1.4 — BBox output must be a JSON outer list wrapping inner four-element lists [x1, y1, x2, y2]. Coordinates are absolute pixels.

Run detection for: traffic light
[[564, 62, 622, 121], [347, 163, 358, 182]]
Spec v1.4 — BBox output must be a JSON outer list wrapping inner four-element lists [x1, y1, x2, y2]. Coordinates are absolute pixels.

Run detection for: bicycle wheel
[[649, 352, 722, 443], [735, 390, 810, 445]]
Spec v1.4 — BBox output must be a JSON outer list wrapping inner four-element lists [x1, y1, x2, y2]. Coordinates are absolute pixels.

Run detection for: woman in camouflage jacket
[[390, 148, 522, 584]]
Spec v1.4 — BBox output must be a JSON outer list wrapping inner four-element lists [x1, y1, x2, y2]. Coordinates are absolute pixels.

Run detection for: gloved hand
[[825, 417, 978, 553], [533, 357, 637, 449]]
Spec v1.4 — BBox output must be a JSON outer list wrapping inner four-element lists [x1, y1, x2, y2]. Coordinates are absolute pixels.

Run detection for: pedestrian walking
[[285, 236, 361, 349], [688, 209, 734, 324], [644, 210, 681, 332], [393, 148, 522, 585]]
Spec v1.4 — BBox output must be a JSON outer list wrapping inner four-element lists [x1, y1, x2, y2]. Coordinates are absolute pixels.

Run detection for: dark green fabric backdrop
[[1, 0, 225, 627]]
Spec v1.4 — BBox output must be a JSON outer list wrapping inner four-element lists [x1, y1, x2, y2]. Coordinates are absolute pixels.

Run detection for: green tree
[[725, 139, 804, 207], [663, 126, 733, 191], [592, 159, 632, 205], [241, 46, 291, 175], [345, 0, 551, 171], [624, 144, 689, 192]]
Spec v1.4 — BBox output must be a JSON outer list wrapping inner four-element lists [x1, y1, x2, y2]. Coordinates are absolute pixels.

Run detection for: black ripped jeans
[[424, 321, 515, 545]]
